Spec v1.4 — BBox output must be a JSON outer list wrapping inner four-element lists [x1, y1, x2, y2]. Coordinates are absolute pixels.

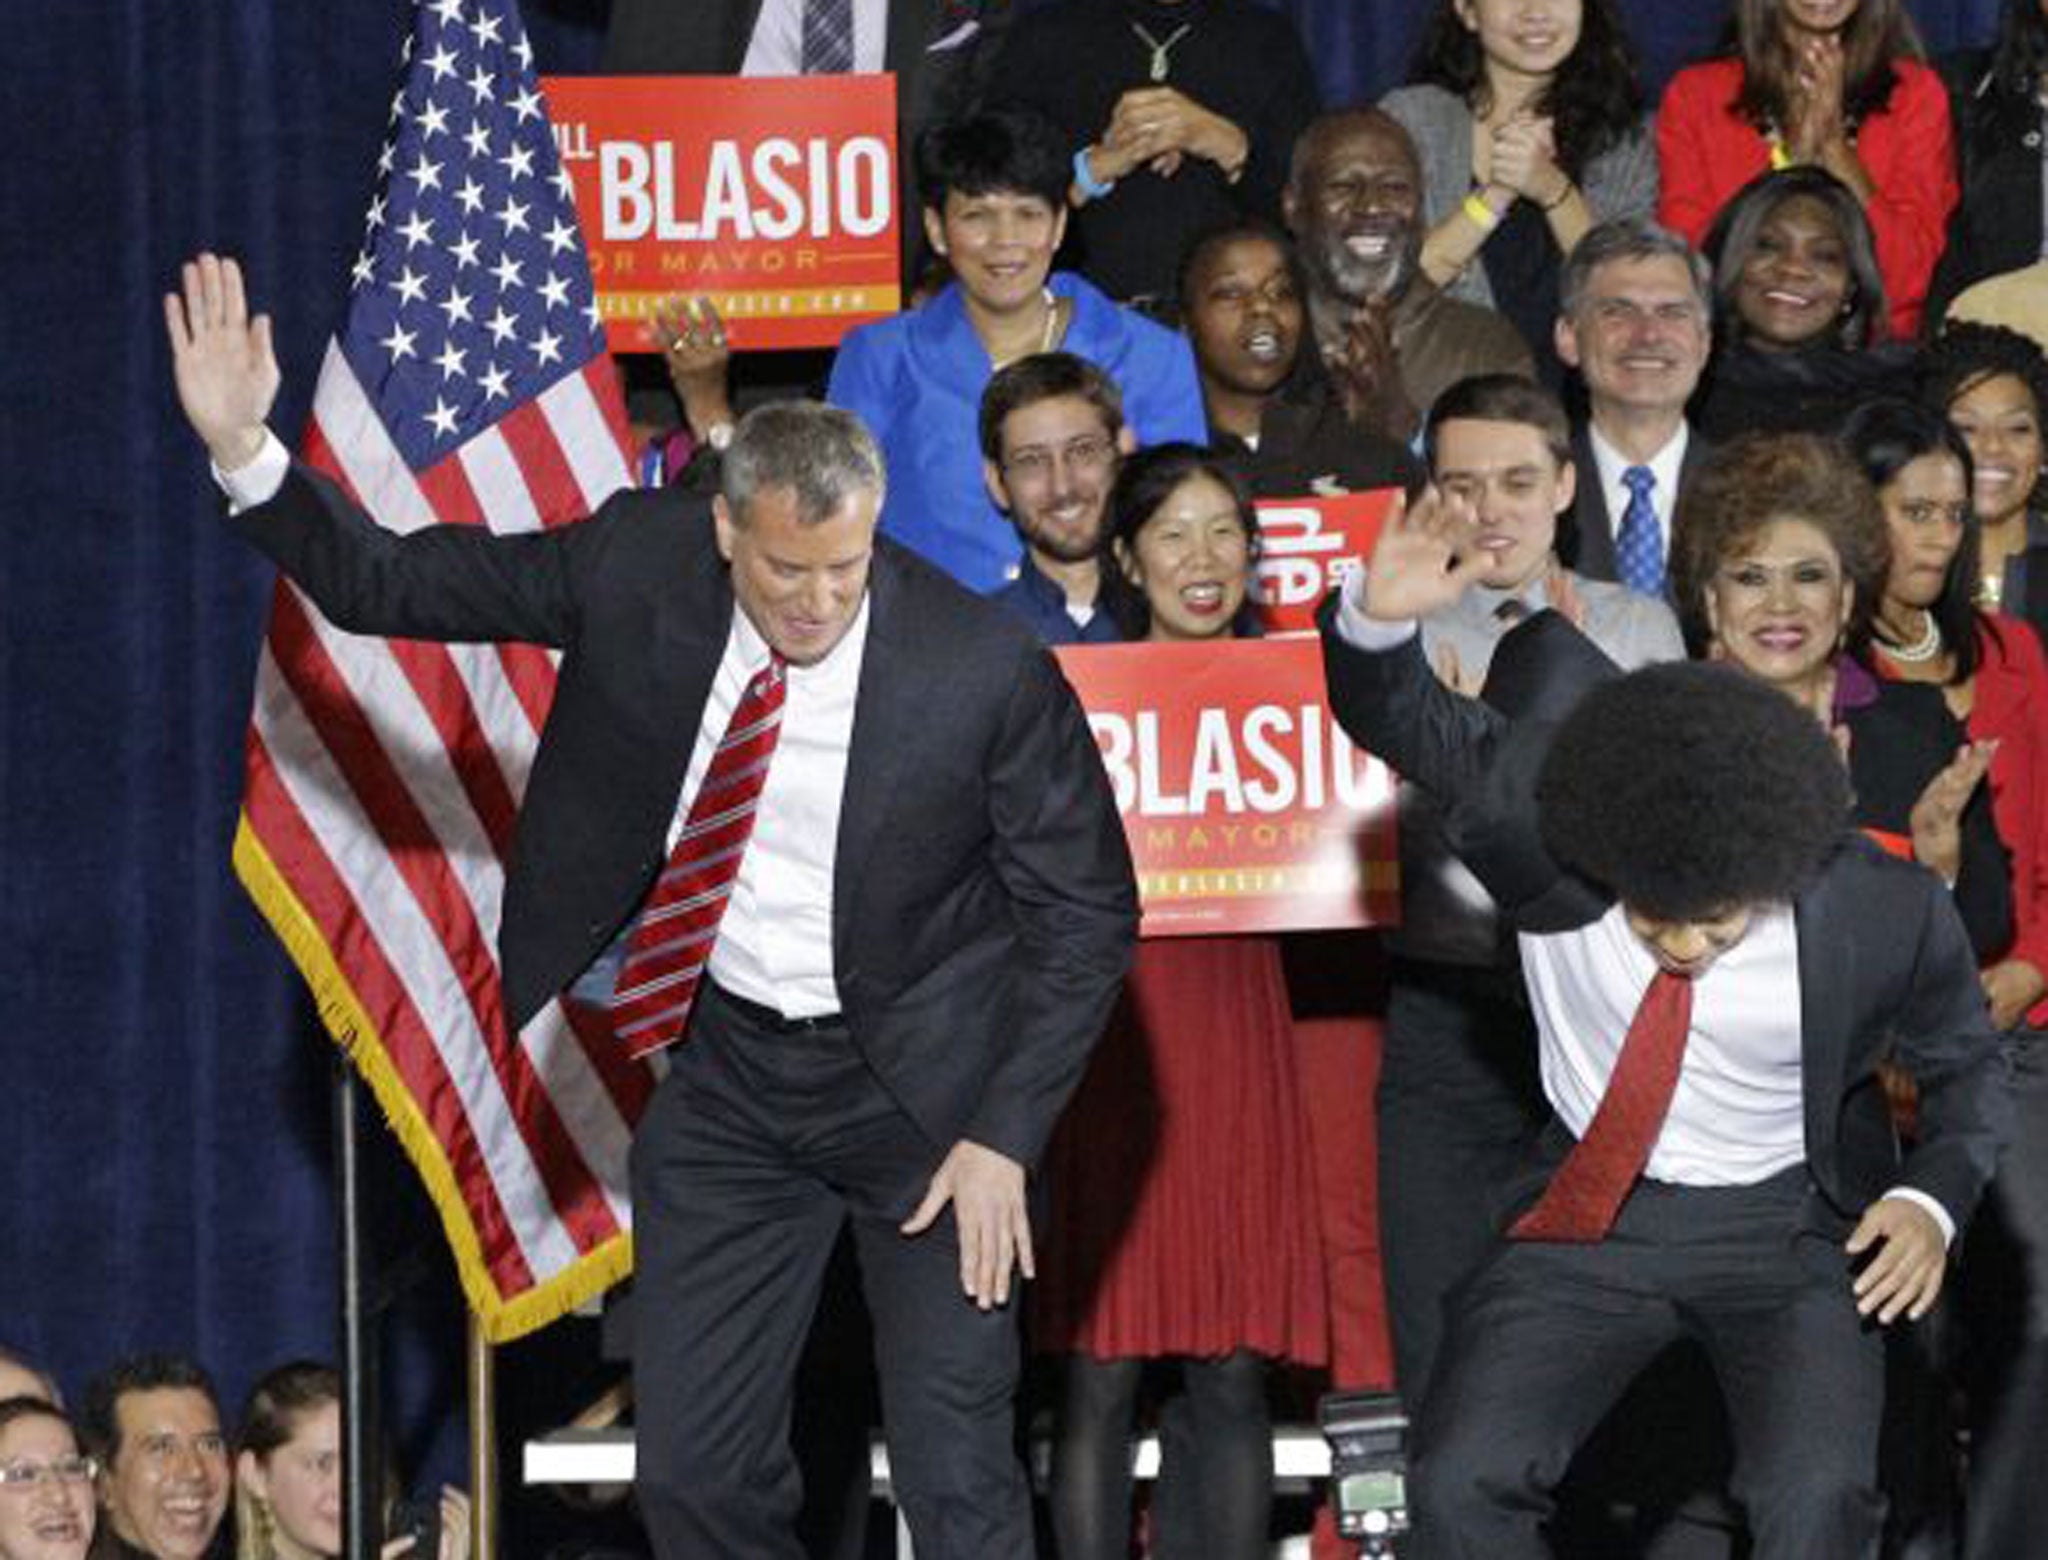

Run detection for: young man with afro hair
[[1317, 487, 2007, 1560]]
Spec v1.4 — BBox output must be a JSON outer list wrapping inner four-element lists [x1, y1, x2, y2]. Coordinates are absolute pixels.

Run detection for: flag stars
[[509, 86, 543, 125], [494, 195, 531, 235], [437, 285, 475, 327], [377, 141, 397, 177], [428, 0, 464, 24], [350, 252, 377, 291], [417, 100, 450, 140], [425, 397, 462, 438], [423, 42, 460, 82], [512, 33, 534, 69], [467, 10, 503, 47], [365, 193, 388, 230], [542, 217, 577, 256], [381, 321, 419, 362], [549, 165, 576, 201], [449, 231, 481, 270], [406, 152, 444, 193], [434, 341, 469, 382], [479, 362, 511, 401], [393, 265, 430, 306], [462, 121, 492, 160], [491, 253, 524, 291], [536, 272, 570, 311], [497, 142, 535, 182], [454, 176, 486, 216], [485, 305, 520, 345], [466, 64, 495, 103], [397, 209, 435, 250], [530, 327, 563, 367]]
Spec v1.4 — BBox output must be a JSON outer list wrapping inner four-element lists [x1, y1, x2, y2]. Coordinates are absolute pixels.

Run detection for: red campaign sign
[[1250, 490, 1400, 635], [540, 75, 901, 352], [1056, 638, 1400, 937]]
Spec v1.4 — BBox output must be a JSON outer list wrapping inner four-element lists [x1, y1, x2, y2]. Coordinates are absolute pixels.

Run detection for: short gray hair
[[1558, 217, 1711, 322], [722, 401, 887, 525]]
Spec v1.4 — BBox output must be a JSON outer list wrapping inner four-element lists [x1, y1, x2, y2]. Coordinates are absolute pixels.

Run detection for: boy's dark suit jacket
[[1319, 605, 2006, 1236]]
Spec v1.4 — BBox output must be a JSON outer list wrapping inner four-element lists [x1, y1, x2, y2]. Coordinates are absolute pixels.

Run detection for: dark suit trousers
[[629, 985, 1034, 1560], [1408, 1167, 1887, 1560]]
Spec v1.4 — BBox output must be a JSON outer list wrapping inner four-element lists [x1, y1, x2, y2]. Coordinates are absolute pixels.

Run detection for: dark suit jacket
[[1318, 607, 2007, 1235], [1561, 422, 1705, 584], [233, 464, 1137, 1169], [600, 0, 1011, 275]]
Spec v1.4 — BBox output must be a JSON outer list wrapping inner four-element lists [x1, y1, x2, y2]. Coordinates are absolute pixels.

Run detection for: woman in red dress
[[1035, 443, 1326, 1560]]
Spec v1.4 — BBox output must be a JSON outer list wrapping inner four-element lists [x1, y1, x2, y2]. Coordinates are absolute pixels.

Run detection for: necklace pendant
[[1149, 46, 1169, 81]]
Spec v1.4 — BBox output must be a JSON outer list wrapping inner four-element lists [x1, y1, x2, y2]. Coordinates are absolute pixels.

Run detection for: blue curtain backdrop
[[0, 0, 2004, 1501]]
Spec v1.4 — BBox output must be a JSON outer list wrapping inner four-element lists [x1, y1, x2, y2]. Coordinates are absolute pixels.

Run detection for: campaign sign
[[1250, 490, 1401, 635], [1056, 638, 1400, 937], [541, 74, 901, 351]]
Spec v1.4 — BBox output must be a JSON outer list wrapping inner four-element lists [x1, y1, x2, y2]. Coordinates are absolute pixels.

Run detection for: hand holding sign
[[1358, 486, 1487, 623]]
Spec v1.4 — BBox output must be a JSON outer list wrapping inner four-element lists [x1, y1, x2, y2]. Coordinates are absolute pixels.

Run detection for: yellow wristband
[[1462, 192, 1501, 232]]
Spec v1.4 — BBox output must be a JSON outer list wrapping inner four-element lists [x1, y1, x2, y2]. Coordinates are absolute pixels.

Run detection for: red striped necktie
[[610, 654, 787, 1058], [1511, 969, 1695, 1243]]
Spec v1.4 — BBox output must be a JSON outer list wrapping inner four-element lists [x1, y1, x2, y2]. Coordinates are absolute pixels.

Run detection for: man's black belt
[[707, 981, 847, 1035]]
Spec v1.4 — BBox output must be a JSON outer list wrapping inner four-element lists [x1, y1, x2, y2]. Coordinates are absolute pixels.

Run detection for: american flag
[[233, 0, 654, 1340]]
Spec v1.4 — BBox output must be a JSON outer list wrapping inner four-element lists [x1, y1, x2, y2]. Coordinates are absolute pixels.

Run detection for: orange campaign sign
[[1250, 489, 1401, 635], [540, 74, 901, 352], [1057, 638, 1400, 937]]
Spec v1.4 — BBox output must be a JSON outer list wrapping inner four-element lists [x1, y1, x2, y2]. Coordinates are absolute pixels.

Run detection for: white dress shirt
[[741, 0, 889, 74], [1588, 421, 1689, 567], [1523, 902, 1805, 1185], [684, 601, 864, 1018]]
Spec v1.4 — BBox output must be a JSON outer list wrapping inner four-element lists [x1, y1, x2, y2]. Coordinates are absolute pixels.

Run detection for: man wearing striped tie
[[166, 254, 1138, 1560]]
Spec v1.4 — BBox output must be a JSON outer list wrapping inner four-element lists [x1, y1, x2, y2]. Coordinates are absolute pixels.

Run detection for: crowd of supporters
[[60, 1, 2048, 1558], [0, 1348, 468, 1560], [609, 0, 2048, 1555]]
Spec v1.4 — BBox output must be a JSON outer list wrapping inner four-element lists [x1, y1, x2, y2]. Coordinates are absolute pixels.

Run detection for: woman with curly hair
[[1383, 0, 1654, 383], [1666, 430, 2008, 959], [1656, 0, 1955, 339]]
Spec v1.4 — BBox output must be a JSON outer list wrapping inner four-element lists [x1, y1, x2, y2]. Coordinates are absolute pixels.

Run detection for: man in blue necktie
[[1554, 218, 1712, 596]]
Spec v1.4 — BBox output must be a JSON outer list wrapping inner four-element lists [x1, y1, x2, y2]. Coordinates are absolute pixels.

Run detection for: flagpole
[[468, 1316, 498, 1560], [336, 1056, 381, 1560]]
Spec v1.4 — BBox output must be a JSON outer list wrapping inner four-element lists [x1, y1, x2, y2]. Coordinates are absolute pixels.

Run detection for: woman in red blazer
[[1656, 0, 1955, 340]]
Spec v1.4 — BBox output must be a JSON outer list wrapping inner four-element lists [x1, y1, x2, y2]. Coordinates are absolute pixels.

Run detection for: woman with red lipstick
[[0, 1399, 94, 1560], [1034, 445, 1325, 1560], [1693, 167, 1911, 440], [1656, 0, 1954, 339], [1667, 431, 2011, 961], [1842, 396, 2048, 1560], [1385, 0, 1654, 386]]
